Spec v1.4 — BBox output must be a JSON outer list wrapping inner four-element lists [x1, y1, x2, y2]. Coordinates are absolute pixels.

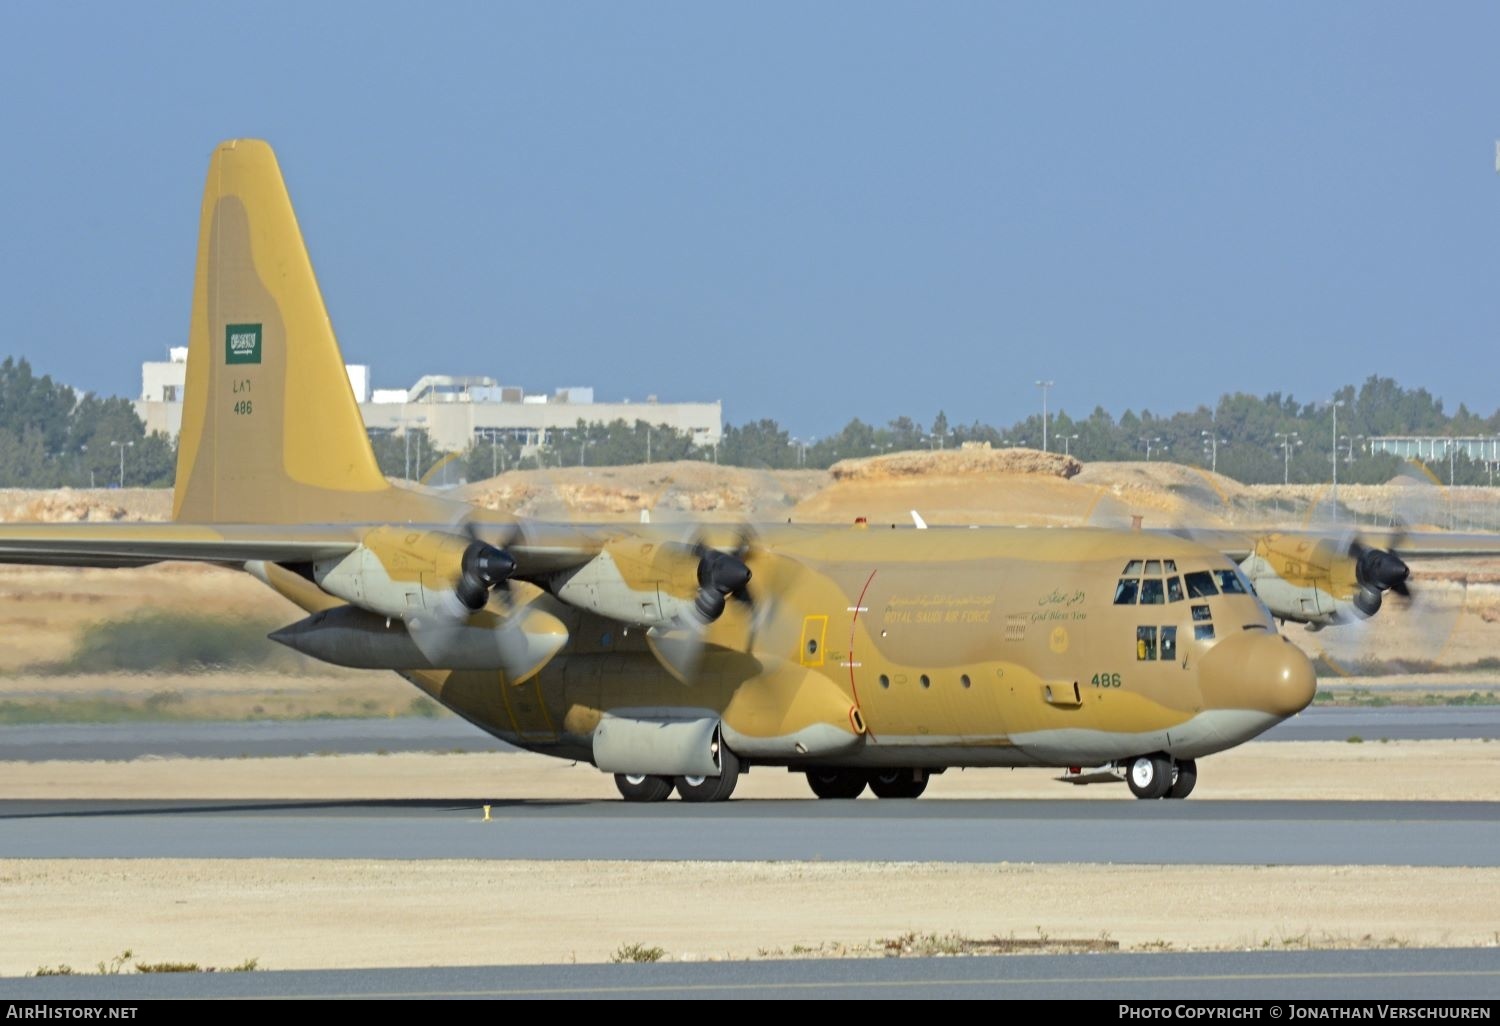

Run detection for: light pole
[[1276, 432, 1301, 486], [1329, 399, 1345, 514], [1140, 436, 1163, 461], [1201, 431, 1227, 474], [109, 440, 133, 488], [1035, 380, 1055, 453], [1062, 433, 1080, 457]]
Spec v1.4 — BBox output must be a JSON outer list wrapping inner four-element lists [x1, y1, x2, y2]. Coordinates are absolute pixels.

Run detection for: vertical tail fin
[[173, 139, 408, 523]]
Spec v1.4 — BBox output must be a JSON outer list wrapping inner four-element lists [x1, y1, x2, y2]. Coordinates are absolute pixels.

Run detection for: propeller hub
[[690, 549, 752, 625], [1355, 546, 1409, 594], [457, 541, 516, 610]]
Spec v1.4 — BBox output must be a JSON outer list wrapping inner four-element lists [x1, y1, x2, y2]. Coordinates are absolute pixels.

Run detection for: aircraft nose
[[1199, 629, 1316, 718]]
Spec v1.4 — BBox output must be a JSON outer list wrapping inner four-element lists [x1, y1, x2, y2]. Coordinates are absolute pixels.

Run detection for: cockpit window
[[1139, 578, 1165, 605], [1191, 603, 1211, 622], [1163, 559, 1177, 573], [1144, 560, 1162, 575], [1215, 570, 1248, 595], [1184, 570, 1218, 598], [1114, 579, 1140, 604], [1161, 626, 1178, 661], [1122, 560, 1145, 575], [1194, 623, 1216, 641], [1166, 576, 1184, 602]]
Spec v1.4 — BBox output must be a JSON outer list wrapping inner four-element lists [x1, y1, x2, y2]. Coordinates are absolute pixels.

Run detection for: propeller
[[1305, 464, 1467, 675], [1348, 535, 1410, 617], [406, 517, 524, 670], [649, 528, 759, 683], [690, 541, 752, 625]]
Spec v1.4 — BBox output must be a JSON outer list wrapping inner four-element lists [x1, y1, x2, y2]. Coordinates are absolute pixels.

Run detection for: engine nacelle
[[313, 526, 512, 620], [270, 603, 567, 681]]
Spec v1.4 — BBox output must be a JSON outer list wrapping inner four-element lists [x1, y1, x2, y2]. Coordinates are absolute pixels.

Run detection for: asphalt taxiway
[[3, 948, 1498, 999], [1, 704, 1495, 762], [2, 797, 1496, 865]]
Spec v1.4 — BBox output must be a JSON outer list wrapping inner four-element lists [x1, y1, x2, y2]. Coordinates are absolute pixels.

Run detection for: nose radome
[[1199, 629, 1316, 718]]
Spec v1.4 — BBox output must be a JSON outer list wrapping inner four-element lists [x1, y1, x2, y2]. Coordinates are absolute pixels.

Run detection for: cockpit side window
[[1166, 576, 1184, 602], [1136, 625, 1157, 661], [1139, 578, 1165, 605], [1114, 579, 1140, 604], [1122, 560, 1145, 575], [1215, 569, 1250, 595], [1163, 560, 1177, 573], [1144, 560, 1162, 575], [1184, 570, 1218, 598], [1161, 626, 1178, 661]]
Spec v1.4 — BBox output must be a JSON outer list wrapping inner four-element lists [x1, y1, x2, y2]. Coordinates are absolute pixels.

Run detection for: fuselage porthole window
[[1114, 579, 1140, 604], [920, 674, 931, 689], [879, 674, 891, 689], [960, 674, 971, 689]]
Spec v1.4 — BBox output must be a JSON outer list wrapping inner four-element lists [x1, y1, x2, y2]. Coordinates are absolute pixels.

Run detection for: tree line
[[3, 357, 1498, 488]]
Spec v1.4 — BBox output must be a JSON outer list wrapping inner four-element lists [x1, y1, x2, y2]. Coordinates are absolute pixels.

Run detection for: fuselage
[[264, 523, 1317, 772]]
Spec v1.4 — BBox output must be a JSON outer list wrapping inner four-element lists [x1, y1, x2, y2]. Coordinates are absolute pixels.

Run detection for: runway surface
[[3, 948, 1498, 999], [1, 705, 1496, 762], [3, 798, 1496, 865]]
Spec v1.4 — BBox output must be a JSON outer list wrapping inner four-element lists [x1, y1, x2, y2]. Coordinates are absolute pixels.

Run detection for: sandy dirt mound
[[0, 488, 170, 523], [830, 446, 1081, 482], [462, 462, 826, 522], [797, 449, 1221, 528]]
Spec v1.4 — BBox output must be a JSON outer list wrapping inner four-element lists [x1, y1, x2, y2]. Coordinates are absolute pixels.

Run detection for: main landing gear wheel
[[806, 769, 868, 799], [868, 769, 928, 799], [1166, 759, 1197, 800], [615, 773, 674, 803], [1126, 755, 1173, 800], [675, 748, 741, 803]]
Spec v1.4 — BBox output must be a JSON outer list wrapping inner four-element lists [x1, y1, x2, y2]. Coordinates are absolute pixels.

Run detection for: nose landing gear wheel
[[675, 748, 741, 802], [868, 769, 928, 799], [615, 773, 674, 803], [806, 769, 868, 799], [1126, 754, 1172, 800], [1166, 758, 1197, 799]]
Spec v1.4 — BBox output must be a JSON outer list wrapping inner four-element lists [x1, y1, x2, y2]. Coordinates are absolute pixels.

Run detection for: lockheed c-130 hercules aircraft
[[2, 140, 1492, 803]]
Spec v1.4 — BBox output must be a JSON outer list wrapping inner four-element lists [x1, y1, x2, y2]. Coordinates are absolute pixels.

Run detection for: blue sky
[[2, 3, 1499, 437]]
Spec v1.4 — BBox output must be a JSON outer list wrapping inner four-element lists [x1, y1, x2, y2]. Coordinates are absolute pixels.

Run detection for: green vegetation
[[451, 374, 1500, 484], [35, 612, 293, 675], [1313, 688, 1500, 708], [609, 943, 667, 964], [6, 355, 1500, 488], [0, 359, 174, 487], [33, 953, 259, 977]]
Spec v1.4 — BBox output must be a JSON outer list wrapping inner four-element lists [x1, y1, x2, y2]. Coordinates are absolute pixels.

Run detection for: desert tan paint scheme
[[0, 138, 1393, 803]]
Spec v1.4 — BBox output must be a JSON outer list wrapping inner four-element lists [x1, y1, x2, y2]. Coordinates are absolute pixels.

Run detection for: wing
[[0, 522, 365, 568], [1164, 527, 1500, 562], [0, 518, 605, 578]]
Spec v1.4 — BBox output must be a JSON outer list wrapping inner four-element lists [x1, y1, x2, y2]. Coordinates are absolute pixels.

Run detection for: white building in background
[[134, 350, 722, 454]]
